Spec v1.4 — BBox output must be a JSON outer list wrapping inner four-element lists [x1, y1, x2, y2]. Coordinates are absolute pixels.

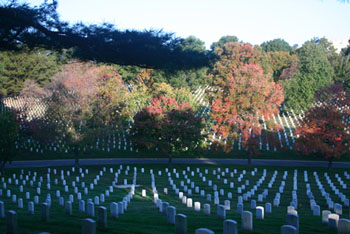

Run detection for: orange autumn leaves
[[295, 84, 350, 161], [210, 42, 284, 155]]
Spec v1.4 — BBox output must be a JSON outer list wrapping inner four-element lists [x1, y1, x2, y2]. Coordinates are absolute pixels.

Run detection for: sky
[[26, 0, 350, 49]]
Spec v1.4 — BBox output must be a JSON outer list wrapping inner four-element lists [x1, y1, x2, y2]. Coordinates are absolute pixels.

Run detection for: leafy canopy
[[0, 0, 208, 69], [295, 84, 350, 164], [261, 38, 292, 52], [131, 96, 205, 157], [211, 64, 284, 156], [282, 39, 334, 111]]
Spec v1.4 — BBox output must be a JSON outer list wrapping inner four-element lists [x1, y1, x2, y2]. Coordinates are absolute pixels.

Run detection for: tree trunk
[[168, 153, 173, 168], [328, 158, 333, 170], [248, 154, 252, 165], [74, 151, 80, 168], [1, 161, 6, 176]]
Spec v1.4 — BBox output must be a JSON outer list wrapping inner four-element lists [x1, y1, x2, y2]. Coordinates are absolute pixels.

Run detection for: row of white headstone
[[1, 166, 139, 233], [148, 166, 350, 233]]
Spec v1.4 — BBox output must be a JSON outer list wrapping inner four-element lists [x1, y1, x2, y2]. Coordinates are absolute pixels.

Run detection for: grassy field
[[0, 164, 349, 233]]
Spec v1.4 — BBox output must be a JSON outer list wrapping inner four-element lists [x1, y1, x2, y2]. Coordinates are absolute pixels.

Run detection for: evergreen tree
[[283, 40, 334, 111]]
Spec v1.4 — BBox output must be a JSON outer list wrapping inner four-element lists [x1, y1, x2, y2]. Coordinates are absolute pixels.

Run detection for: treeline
[[1, 1, 350, 111], [1, 36, 350, 111]]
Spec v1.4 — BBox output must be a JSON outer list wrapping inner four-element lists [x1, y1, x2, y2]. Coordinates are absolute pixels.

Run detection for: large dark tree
[[0, 1, 208, 69]]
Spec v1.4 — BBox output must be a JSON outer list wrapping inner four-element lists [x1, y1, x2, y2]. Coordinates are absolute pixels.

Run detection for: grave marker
[[286, 213, 299, 233], [167, 206, 176, 224], [204, 204, 211, 216], [7, 210, 17, 234], [98, 206, 107, 228], [338, 219, 350, 234], [281, 225, 297, 234], [82, 218, 96, 234], [328, 213, 339, 230], [242, 211, 253, 232], [195, 228, 215, 234], [223, 219, 237, 234], [110, 202, 118, 219], [41, 202, 49, 222], [256, 206, 264, 220], [217, 205, 226, 219], [175, 214, 187, 234]]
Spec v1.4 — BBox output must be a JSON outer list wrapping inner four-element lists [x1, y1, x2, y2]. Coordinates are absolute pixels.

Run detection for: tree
[[279, 61, 298, 81], [209, 41, 271, 99], [261, 38, 292, 52], [0, 110, 18, 174], [331, 54, 350, 89], [210, 35, 239, 51], [24, 62, 105, 167], [0, 46, 66, 96], [268, 51, 298, 82], [0, 0, 208, 69], [91, 66, 131, 125], [19, 79, 46, 97], [282, 40, 334, 111], [211, 64, 284, 164], [342, 39, 350, 56], [179, 36, 206, 53], [295, 84, 350, 169], [131, 96, 205, 165]]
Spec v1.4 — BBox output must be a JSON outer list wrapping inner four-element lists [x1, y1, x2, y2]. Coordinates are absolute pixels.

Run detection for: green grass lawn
[[0, 164, 349, 233]]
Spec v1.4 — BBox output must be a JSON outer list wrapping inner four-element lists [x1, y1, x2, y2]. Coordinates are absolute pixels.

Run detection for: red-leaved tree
[[211, 64, 284, 164], [131, 96, 205, 164], [295, 84, 350, 169]]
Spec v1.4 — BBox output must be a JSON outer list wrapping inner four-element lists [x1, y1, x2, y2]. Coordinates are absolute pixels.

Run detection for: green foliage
[[210, 35, 239, 51], [116, 65, 143, 84], [313, 37, 337, 58], [330, 54, 350, 89], [283, 40, 334, 111], [0, 46, 67, 96], [124, 84, 152, 118], [0, 110, 18, 171], [260, 38, 292, 52], [151, 68, 210, 90], [179, 36, 206, 53], [268, 51, 298, 82], [342, 39, 350, 56], [149, 82, 199, 111]]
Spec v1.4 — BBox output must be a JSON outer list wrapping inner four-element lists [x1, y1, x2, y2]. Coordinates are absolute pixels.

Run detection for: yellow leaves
[[151, 82, 175, 98]]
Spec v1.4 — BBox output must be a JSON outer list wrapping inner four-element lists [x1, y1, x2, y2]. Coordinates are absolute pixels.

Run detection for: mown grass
[[0, 164, 349, 233]]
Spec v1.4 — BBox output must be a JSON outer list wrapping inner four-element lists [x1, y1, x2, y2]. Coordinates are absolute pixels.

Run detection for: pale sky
[[26, 0, 350, 49]]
